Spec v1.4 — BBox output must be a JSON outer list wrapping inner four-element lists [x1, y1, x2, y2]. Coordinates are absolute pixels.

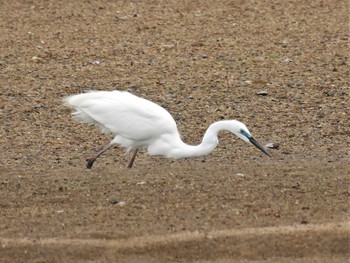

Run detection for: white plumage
[[64, 90, 270, 168]]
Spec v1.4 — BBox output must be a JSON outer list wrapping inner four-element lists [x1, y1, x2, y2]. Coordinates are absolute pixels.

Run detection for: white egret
[[64, 90, 270, 168]]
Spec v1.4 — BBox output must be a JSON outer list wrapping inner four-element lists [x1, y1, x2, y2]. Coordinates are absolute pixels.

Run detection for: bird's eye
[[239, 129, 244, 134]]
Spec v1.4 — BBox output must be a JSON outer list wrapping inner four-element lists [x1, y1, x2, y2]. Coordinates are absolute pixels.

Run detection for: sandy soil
[[0, 0, 349, 262]]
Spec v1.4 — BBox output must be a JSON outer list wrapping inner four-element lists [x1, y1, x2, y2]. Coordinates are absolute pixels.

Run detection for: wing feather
[[64, 91, 177, 142]]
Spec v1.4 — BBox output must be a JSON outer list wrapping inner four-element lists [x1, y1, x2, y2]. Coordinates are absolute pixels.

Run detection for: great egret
[[64, 90, 270, 168]]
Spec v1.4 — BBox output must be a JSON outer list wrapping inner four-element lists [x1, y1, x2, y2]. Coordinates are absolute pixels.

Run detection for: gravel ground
[[0, 0, 349, 262]]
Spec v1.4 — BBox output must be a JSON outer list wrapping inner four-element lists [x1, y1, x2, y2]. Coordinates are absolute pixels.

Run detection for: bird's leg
[[86, 144, 112, 169], [127, 149, 138, 168]]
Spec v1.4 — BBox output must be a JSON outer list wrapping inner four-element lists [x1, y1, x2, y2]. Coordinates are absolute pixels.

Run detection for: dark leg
[[86, 144, 112, 169], [127, 149, 138, 168]]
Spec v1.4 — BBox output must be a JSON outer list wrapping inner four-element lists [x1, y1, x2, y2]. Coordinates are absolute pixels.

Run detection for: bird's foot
[[86, 159, 95, 169]]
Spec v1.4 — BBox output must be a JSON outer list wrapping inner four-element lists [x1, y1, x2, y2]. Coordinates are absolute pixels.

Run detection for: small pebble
[[31, 56, 42, 62], [197, 54, 208, 60], [283, 58, 293, 63], [33, 103, 44, 109], [265, 142, 280, 149], [109, 199, 119, 205], [108, 198, 126, 207], [257, 90, 268, 96]]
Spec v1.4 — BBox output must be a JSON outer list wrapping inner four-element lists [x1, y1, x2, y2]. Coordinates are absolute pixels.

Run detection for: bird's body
[[64, 90, 270, 168]]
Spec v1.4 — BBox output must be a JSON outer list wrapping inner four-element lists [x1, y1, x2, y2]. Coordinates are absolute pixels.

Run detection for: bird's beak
[[249, 137, 271, 157]]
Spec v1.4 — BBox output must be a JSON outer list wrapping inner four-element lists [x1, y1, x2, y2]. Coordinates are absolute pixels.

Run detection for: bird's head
[[228, 120, 271, 157]]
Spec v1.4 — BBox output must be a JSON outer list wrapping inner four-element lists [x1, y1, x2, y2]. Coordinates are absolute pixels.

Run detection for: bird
[[64, 90, 271, 168]]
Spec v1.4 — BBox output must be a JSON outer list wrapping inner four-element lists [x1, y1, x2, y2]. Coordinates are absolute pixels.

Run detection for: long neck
[[154, 121, 229, 159]]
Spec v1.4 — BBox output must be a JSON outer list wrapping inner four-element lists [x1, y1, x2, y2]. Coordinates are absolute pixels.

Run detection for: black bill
[[249, 137, 271, 157]]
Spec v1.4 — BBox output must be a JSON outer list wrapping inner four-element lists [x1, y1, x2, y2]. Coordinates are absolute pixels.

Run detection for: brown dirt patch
[[0, 0, 349, 262]]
